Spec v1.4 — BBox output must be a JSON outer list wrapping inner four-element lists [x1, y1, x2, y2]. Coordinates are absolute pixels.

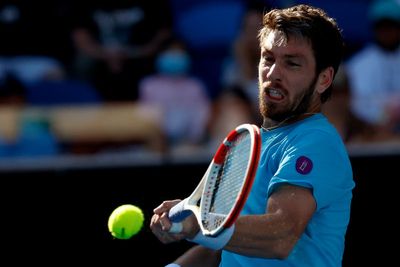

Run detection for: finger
[[157, 231, 186, 244], [150, 217, 166, 239], [150, 214, 165, 233], [153, 200, 181, 214], [149, 214, 159, 229], [150, 220, 175, 244], [159, 212, 172, 231]]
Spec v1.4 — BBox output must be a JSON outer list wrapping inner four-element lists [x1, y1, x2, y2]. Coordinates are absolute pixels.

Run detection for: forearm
[[72, 29, 107, 59], [223, 185, 315, 259], [174, 245, 221, 267], [224, 214, 299, 259]]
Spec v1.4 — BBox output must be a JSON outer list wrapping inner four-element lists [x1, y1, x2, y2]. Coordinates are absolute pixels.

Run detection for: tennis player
[[150, 4, 355, 267]]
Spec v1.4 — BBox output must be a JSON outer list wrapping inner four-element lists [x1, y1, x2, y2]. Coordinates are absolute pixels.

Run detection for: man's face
[[258, 30, 321, 122]]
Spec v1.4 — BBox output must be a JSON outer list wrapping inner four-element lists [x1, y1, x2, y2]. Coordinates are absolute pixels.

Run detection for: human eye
[[286, 59, 301, 68], [261, 53, 274, 66]]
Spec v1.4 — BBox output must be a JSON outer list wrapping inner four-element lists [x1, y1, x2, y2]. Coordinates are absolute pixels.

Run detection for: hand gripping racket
[[168, 123, 261, 236]]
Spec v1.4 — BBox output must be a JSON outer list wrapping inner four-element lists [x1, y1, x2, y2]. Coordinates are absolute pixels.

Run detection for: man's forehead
[[262, 30, 312, 53], [264, 30, 287, 48]]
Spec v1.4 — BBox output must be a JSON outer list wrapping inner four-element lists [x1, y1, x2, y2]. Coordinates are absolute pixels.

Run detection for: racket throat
[[202, 213, 227, 234]]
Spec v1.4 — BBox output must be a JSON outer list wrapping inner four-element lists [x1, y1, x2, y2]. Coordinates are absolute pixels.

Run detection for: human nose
[[266, 63, 281, 81]]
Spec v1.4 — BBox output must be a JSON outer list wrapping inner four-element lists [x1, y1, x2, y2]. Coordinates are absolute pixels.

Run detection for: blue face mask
[[156, 51, 190, 76]]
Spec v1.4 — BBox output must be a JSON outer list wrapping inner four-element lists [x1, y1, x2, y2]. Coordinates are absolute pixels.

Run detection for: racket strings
[[202, 131, 252, 231]]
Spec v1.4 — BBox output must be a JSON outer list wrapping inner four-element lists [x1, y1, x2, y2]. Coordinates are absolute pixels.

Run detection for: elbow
[[274, 249, 291, 260], [271, 238, 298, 260]]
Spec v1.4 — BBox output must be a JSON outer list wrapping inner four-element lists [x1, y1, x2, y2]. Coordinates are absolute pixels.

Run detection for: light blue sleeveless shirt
[[220, 113, 355, 267]]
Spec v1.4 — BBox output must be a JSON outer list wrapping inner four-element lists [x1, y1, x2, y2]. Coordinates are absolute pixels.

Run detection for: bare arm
[[71, 28, 108, 59], [224, 184, 316, 259], [150, 184, 315, 261], [172, 245, 221, 267]]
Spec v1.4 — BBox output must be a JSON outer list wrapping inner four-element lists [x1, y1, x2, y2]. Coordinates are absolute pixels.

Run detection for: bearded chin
[[260, 102, 291, 122], [259, 77, 317, 123]]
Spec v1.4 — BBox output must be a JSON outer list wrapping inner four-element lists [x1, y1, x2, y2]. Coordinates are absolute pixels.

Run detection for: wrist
[[187, 225, 235, 250]]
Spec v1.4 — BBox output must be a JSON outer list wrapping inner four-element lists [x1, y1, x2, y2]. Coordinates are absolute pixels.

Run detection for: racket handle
[[169, 222, 183, 233], [168, 200, 192, 233]]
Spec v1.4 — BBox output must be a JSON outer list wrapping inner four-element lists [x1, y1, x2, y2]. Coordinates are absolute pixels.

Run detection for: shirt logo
[[296, 156, 313, 175]]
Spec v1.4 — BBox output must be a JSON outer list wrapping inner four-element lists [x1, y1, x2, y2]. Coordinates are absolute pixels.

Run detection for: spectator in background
[[0, 74, 59, 158], [137, 37, 211, 151], [0, 0, 68, 158], [221, 2, 266, 109], [69, 0, 172, 102], [345, 0, 400, 141], [0, 1, 67, 88], [321, 65, 372, 143], [209, 2, 268, 146], [169, 0, 247, 100], [207, 84, 258, 149]]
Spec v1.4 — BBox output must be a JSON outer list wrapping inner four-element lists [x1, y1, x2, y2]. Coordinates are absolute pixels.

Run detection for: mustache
[[259, 76, 318, 122]]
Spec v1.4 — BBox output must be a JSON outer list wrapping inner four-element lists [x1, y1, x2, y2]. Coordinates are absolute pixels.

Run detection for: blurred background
[[0, 0, 398, 265]]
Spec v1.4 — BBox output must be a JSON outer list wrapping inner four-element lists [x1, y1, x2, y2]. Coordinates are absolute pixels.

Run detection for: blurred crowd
[[0, 0, 399, 159]]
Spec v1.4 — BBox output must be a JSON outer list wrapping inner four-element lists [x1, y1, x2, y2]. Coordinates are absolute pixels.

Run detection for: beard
[[259, 75, 318, 123]]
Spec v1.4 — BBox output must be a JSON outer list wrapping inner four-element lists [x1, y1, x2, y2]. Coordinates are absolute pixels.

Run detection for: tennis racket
[[168, 123, 261, 236]]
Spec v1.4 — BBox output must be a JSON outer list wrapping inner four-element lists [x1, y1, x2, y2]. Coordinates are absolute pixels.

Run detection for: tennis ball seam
[[108, 204, 144, 239]]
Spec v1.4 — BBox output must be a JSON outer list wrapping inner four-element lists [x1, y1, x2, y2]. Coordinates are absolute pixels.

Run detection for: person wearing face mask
[[156, 48, 191, 77], [137, 37, 211, 150], [345, 0, 400, 141]]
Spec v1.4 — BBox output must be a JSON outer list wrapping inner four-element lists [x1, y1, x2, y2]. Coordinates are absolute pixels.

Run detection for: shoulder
[[280, 115, 348, 158], [262, 114, 348, 164], [291, 114, 341, 141], [263, 114, 343, 148]]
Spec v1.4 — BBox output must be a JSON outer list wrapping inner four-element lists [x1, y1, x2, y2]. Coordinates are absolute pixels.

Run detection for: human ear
[[316, 67, 334, 93]]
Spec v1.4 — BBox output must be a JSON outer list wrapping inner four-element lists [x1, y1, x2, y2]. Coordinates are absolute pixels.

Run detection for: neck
[[262, 112, 318, 131]]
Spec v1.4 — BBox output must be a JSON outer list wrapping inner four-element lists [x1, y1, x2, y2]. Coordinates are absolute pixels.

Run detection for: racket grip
[[169, 222, 183, 233], [168, 200, 192, 222], [168, 200, 192, 233]]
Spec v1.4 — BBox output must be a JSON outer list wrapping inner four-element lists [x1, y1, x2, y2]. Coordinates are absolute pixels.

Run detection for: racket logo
[[296, 156, 313, 175]]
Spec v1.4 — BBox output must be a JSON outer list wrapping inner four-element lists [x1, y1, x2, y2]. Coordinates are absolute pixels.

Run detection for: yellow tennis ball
[[108, 204, 144, 239]]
